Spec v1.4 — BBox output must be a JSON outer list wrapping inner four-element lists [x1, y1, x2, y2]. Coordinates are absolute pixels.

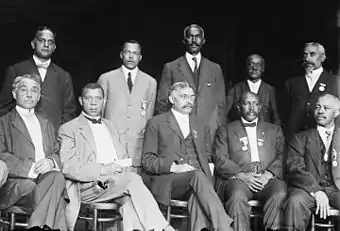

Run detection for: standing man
[[0, 25, 77, 130], [226, 54, 280, 125], [156, 24, 226, 141], [284, 93, 340, 231], [284, 42, 339, 139], [214, 91, 286, 231], [59, 83, 175, 231], [142, 81, 233, 231], [98, 40, 157, 169], [0, 74, 68, 230]]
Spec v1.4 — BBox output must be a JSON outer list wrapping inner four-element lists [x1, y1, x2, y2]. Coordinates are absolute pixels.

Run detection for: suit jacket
[[155, 56, 226, 140], [287, 128, 340, 193], [0, 108, 61, 209], [97, 67, 157, 166], [0, 58, 77, 130], [141, 111, 213, 204], [225, 80, 280, 125], [58, 113, 129, 229], [213, 120, 285, 201], [284, 70, 339, 138]]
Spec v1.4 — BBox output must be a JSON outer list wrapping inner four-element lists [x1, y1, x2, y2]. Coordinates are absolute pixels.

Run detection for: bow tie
[[243, 122, 256, 127], [84, 115, 102, 124], [36, 62, 49, 69]]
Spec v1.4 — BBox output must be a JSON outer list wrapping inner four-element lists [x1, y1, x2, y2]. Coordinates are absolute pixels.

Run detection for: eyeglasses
[[36, 38, 55, 46]]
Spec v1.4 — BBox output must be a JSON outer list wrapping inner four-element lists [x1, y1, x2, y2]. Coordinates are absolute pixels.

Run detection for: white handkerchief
[[115, 158, 132, 167]]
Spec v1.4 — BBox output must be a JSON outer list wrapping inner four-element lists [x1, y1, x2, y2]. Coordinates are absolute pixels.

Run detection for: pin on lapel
[[193, 130, 198, 139], [332, 149, 338, 167], [240, 137, 248, 151], [319, 83, 326, 92], [257, 138, 264, 147]]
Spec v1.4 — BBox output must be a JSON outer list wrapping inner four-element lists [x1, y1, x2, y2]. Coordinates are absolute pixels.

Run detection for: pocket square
[[206, 83, 213, 87]]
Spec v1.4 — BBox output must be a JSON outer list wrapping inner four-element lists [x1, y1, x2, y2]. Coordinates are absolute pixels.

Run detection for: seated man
[[141, 81, 233, 231], [0, 160, 8, 188], [284, 93, 340, 231], [214, 91, 287, 231], [0, 74, 68, 230], [59, 83, 175, 231]]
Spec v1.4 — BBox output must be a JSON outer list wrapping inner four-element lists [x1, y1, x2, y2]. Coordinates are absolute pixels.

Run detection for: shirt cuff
[[28, 163, 38, 179]]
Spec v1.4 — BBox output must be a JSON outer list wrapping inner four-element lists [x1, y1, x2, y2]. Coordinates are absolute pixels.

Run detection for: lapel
[[10, 109, 34, 146], [117, 67, 131, 98], [167, 111, 184, 139], [36, 113, 52, 155], [189, 115, 204, 155], [331, 127, 340, 189], [257, 81, 266, 95], [234, 120, 251, 159], [130, 69, 147, 98], [78, 114, 97, 154], [197, 57, 211, 92], [177, 57, 196, 87], [240, 81, 250, 93], [256, 120, 267, 166], [310, 71, 327, 94], [102, 119, 127, 160], [307, 129, 323, 175]]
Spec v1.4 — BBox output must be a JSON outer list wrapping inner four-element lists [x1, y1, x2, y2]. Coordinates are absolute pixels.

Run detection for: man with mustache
[[155, 24, 226, 142], [284, 42, 339, 139], [97, 40, 157, 171], [142, 81, 233, 231], [226, 54, 280, 125], [283, 93, 340, 231], [214, 91, 286, 231]]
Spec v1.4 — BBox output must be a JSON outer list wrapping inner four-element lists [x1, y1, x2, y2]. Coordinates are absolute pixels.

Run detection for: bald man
[[284, 93, 340, 230]]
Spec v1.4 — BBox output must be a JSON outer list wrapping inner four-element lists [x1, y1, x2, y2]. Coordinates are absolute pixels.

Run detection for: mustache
[[182, 104, 193, 108]]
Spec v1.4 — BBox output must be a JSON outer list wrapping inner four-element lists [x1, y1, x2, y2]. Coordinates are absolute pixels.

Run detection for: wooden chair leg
[[327, 219, 332, 231], [167, 206, 171, 223], [92, 208, 98, 231], [9, 212, 15, 231], [310, 213, 315, 231]]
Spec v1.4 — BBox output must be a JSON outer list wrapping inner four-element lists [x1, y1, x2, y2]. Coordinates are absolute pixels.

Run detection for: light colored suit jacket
[[156, 56, 226, 141], [98, 67, 157, 167], [59, 114, 129, 229]]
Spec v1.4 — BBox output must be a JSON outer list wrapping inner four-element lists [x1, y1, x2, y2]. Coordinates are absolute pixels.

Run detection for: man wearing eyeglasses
[[0, 25, 77, 130], [97, 40, 157, 171]]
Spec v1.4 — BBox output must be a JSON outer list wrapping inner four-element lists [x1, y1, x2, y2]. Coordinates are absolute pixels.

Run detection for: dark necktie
[[192, 57, 198, 75], [243, 122, 256, 127], [324, 130, 333, 162], [127, 72, 133, 93], [84, 115, 102, 124]]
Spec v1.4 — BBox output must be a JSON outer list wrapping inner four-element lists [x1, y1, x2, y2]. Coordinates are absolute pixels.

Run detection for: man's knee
[[41, 171, 66, 186], [285, 189, 312, 211], [0, 160, 8, 188], [330, 192, 340, 209]]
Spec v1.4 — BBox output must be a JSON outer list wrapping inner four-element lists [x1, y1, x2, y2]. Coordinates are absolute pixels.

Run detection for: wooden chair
[[78, 201, 122, 231], [310, 208, 340, 231], [248, 200, 263, 231], [0, 206, 29, 231]]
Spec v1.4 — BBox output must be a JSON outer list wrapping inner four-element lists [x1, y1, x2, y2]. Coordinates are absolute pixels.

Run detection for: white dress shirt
[[172, 109, 190, 138], [305, 67, 323, 92], [84, 112, 119, 164], [16, 106, 45, 178], [247, 79, 262, 94], [317, 125, 334, 153], [121, 65, 138, 84], [33, 55, 51, 82], [185, 52, 201, 73], [242, 117, 260, 162]]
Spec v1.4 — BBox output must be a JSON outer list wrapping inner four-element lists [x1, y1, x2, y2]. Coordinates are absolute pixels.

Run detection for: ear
[[12, 90, 17, 100], [78, 97, 83, 107], [53, 44, 57, 52], [321, 53, 326, 62], [31, 40, 35, 50], [168, 95, 175, 104], [236, 104, 241, 113], [119, 52, 123, 60], [201, 37, 206, 45], [335, 108, 340, 118], [138, 54, 142, 62]]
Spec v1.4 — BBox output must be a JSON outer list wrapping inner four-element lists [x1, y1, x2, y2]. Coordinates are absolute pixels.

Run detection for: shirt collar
[[241, 117, 258, 126], [33, 55, 51, 67], [16, 105, 35, 116], [306, 66, 323, 79], [185, 52, 201, 66], [317, 124, 334, 136], [247, 79, 262, 86], [171, 108, 189, 122], [82, 111, 101, 120], [121, 65, 138, 79]]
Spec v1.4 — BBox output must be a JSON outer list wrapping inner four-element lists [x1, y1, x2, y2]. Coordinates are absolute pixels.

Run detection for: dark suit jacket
[[141, 111, 213, 204], [287, 128, 340, 193], [0, 109, 61, 209], [225, 80, 280, 125], [0, 58, 77, 130], [213, 120, 285, 201], [284, 70, 339, 138], [155, 56, 226, 140]]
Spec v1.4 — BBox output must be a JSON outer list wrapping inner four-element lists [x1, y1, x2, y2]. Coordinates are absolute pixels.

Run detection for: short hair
[[246, 54, 265, 68], [81, 83, 104, 98], [238, 91, 261, 105], [168, 81, 196, 96], [34, 25, 56, 41], [121, 40, 142, 54], [317, 93, 340, 110], [183, 24, 205, 39], [304, 42, 326, 56], [12, 74, 42, 92]]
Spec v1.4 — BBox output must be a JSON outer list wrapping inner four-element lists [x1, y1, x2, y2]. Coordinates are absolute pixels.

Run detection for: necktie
[[192, 57, 198, 75], [127, 72, 133, 93], [36, 62, 49, 69], [244, 122, 257, 127], [84, 115, 102, 124], [324, 130, 332, 162]]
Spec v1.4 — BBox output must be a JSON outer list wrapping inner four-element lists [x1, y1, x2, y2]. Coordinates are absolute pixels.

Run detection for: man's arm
[[213, 125, 243, 179], [155, 64, 171, 115], [0, 66, 16, 117], [265, 126, 285, 179], [146, 79, 157, 119], [269, 87, 281, 125], [142, 119, 179, 174], [215, 66, 227, 127], [58, 125, 103, 182], [61, 73, 77, 125], [287, 134, 322, 193]]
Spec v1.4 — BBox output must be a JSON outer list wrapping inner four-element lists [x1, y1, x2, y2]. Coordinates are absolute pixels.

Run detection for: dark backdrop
[[0, 0, 338, 98]]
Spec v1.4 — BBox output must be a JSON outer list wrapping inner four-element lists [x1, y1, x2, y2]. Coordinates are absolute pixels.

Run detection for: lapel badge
[[257, 138, 264, 147], [319, 83, 326, 92], [141, 110, 146, 117], [193, 130, 198, 139], [240, 137, 248, 151], [333, 160, 338, 167], [332, 149, 338, 167], [141, 100, 147, 110]]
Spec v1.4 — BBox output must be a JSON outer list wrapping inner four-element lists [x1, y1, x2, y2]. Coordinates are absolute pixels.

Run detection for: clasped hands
[[236, 171, 273, 192]]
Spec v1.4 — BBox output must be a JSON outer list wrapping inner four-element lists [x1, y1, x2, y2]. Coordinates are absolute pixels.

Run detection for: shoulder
[[164, 57, 184, 68], [50, 62, 71, 76], [147, 113, 168, 126], [226, 120, 242, 131], [138, 70, 157, 84], [261, 121, 282, 132], [202, 57, 222, 70], [59, 116, 81, 132], [98, 68, 121, 80], [261, 81, 275, 90]]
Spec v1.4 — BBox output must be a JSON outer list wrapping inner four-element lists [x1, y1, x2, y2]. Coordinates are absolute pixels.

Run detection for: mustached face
[[184, 26, 205, 55], [303, 45, 325, 73], [314, 95, 339, 128], [237, 93, 261, 122], [169, 87, 196, 114]]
